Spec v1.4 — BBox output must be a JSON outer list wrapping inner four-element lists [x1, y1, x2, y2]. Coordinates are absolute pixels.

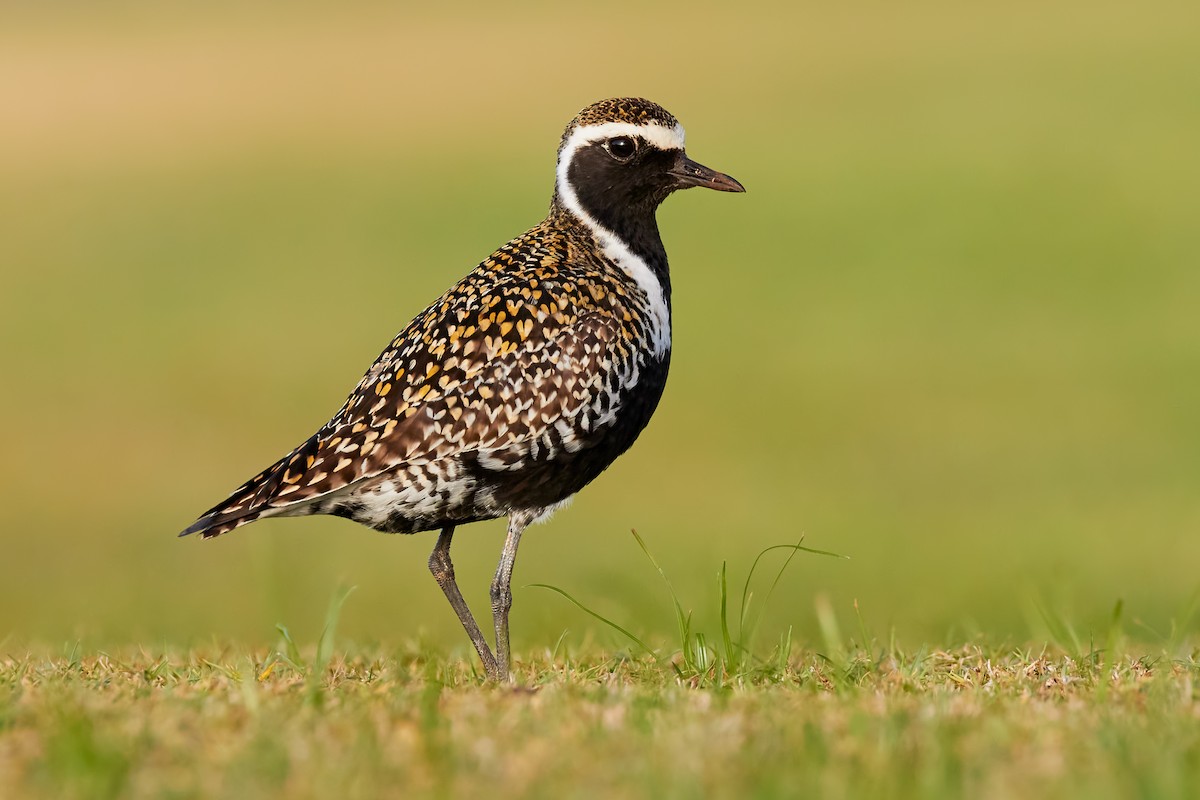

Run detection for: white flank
[[531, 496, 574, 525], [555, 121, 684, 358], [354, 473, 472, 527]]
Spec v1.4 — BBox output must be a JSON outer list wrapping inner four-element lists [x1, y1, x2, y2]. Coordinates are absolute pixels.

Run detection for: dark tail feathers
[[178, 433, 321, 539]]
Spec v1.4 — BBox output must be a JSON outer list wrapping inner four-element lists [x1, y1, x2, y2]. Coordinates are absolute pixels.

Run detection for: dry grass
[[2, 641, 1198, 799]]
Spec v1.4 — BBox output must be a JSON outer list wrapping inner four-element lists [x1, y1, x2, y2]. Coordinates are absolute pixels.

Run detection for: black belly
[[470, 353, 671, 512]]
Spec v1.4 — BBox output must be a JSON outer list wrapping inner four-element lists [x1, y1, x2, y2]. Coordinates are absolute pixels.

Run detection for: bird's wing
[[182, 262, 630, 538]]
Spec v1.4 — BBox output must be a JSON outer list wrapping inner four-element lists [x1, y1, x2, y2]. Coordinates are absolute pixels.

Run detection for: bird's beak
[[669, 153, 746, 193]]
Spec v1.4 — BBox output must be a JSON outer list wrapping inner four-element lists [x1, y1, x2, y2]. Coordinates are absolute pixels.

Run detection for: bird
[[180, 97, 744, 681]]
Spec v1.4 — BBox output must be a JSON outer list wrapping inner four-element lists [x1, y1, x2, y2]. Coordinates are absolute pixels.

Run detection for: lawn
[[4, 636, 1198, 799]]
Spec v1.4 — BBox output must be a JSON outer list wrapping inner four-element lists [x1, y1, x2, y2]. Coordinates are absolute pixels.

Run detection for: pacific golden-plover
[[180, 97, 744, 680]]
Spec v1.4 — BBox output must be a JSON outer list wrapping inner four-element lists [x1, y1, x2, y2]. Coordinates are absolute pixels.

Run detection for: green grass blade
[[631, 529, 690, 654], [1032, 598, 1085, 658], [719, 561, 736, 670], [274, 624, 304, 670], [777, 626, 794, 674], [1167, 585, 1200, 656], [314, 584, 357, 678], [1096, 598, 1124, 702], [529, 583, 656, 658], [693, 632, 710, 675], [853, 599, 873, 657], [550, 630, 571, 663], [680, 610, 696, 673], [739, 541, 848, 652], [815, 594, 845, 664]]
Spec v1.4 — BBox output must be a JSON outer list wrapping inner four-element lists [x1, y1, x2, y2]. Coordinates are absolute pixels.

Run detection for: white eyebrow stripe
[[566, 121, 686, 152]]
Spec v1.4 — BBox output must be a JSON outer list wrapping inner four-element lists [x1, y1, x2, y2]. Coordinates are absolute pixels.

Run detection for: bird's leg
[[490, 515, 528, 682], [428, 526, 499, 680]]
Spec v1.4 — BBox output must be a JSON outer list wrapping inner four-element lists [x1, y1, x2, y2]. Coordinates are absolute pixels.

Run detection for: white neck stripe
[[554, 121, 680, 358]]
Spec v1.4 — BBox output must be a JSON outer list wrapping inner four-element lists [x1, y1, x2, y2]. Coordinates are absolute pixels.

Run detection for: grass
[[4, 637, 1198, 799], [6, 553, 1199, 798], [531, 532, 849, 683]]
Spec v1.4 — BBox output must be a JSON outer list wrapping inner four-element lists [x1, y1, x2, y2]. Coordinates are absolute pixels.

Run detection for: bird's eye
[[606, 137, 637, 161]]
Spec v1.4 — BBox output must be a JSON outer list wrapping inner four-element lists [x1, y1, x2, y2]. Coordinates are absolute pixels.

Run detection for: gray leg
[[490, 513, 530, 682], [428, 526, 499, 679]]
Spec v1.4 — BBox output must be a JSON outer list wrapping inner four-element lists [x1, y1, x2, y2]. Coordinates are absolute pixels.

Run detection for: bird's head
[[552, 97, 744, 234]]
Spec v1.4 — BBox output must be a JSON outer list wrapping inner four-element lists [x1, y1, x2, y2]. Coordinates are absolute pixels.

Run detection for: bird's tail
[[179, 433, 322, 539]]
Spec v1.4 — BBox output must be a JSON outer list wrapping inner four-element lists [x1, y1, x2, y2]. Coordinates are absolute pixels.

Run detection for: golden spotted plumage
[[184, 215, 666, 536]]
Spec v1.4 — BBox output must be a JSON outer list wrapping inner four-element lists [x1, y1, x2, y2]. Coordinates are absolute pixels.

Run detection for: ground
[[3, 641, 1198, 799]]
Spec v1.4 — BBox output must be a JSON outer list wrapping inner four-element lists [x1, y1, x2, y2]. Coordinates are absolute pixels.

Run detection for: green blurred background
[[3, 1, 1198, 653]]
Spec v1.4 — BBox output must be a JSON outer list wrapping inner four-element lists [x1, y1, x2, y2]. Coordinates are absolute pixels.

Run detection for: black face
[[567, 135, 683, 232], [561, 131, 743, 270]]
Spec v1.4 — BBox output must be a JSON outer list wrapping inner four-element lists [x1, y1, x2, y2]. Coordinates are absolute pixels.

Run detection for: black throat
[[554, 153, 674, 304]]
